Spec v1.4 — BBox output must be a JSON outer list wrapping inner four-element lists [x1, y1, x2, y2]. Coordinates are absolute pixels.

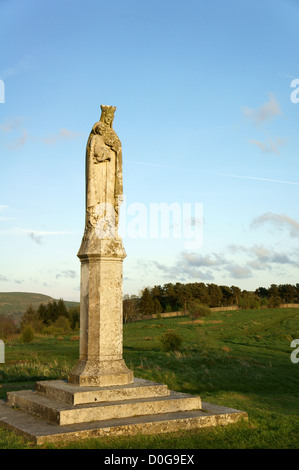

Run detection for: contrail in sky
[[214, 172, 299, 186], [127, 160, 299, 186]]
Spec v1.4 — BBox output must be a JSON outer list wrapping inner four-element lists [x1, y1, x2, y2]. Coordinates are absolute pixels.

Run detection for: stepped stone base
[[35, 378, 170, 405], [0, 378, 248, 445]]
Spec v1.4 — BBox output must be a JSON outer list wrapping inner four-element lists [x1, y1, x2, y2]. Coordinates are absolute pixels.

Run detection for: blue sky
[[1, 0, 299, 301]]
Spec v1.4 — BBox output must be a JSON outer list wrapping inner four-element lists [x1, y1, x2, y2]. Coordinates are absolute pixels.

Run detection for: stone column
[[68, 106, 133, 387]]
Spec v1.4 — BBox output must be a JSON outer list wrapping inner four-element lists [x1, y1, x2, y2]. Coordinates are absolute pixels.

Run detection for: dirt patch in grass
[[180, 320, 223, 324]]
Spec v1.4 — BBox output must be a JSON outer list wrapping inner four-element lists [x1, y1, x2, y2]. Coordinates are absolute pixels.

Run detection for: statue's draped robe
[[85, 122, 123, 236]]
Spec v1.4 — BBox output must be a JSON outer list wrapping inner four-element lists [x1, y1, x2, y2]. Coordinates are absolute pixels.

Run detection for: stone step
[[7, 389, 202, 426], [0, 398, 248, 445], [35, 378, 170, 405]]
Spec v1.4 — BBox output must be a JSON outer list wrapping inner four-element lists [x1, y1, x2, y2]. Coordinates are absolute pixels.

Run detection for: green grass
[[0, 307, 298, 448]]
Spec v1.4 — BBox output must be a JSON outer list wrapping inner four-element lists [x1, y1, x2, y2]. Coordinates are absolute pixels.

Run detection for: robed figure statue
[[84, 105, 123, 241], [69, 105, 132, 387]]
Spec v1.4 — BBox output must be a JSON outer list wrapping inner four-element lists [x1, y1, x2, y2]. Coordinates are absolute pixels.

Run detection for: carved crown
[[100, 105, 116, 120]]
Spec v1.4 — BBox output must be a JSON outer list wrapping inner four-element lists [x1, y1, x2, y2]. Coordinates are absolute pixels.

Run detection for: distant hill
[[0, 292, 79, 325]]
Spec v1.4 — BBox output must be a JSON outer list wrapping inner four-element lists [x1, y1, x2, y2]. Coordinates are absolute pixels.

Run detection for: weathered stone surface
[[0, 398, 248, 445], [68, 106, 133, 387], [35, 378, 170, 405], [84, 105, 123, 240], [68, 358, 133, 388], [7, 388, 202, 426]]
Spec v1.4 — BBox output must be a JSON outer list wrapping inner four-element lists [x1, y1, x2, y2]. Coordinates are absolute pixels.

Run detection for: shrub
[[53, 316, 71, 332], [188, 301, 211, 319], [160, 330, 182, 352], [42, 325, 63, 336], [68, 306, 80, 329], [22, 318, 43, 333], [20, 304, 43, 333], [239, 293, 261, 309], [0, 315, 18, 339], [21, 325, 35, 343], [41, 317, 71, 336], [268, 295, 281, 308]]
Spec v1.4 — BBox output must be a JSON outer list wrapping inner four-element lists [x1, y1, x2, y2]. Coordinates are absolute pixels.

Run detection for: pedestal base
[[68, 358, 134, 387], [0, 378, 248, 445]]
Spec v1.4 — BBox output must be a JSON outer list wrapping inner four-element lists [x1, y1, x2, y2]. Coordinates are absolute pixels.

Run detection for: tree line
[[21, 299, 80, 331], [1, 282, 298, 337], [0, 298, 80, 339], [123, 282, 299, 322]]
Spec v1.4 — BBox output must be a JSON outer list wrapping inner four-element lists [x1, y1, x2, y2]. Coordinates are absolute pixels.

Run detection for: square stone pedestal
[[0, 378, 247, 445]]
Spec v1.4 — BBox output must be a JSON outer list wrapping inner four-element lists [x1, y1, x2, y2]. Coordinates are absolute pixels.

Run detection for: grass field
[[0, 307, 298, 449]]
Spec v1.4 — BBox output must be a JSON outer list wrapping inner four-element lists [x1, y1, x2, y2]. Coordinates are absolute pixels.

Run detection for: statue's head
[[100, 105, 116, 128]]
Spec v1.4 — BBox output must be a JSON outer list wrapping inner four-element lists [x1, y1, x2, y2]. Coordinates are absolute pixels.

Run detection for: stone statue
[[84, 105, 123, 240], [69, 105, 131, 387], [1, 105, 247, 440]]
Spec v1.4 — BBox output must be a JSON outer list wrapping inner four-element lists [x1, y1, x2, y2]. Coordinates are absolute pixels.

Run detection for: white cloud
[[250, 137, 285, 155], [248, 244, 295, 270], [225, 264, 252, 279], [25, 229, 73, 244], [28, 232, 42, 244], [42, 128, 82, 145], [0, 228, 74, 245], [143, 237, 298, 285], [181, 252, 225, 267], [0, 117, 28, 150], [251, 212, 299, 238], [0, 274, 23, 284], [7, 129, 28, 150], [145, 258, 215, 282], [0, 118, 81, 150], [0, 117, 25, 133], [56, 270, 77, 280], [242, 92, 283, 125]]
